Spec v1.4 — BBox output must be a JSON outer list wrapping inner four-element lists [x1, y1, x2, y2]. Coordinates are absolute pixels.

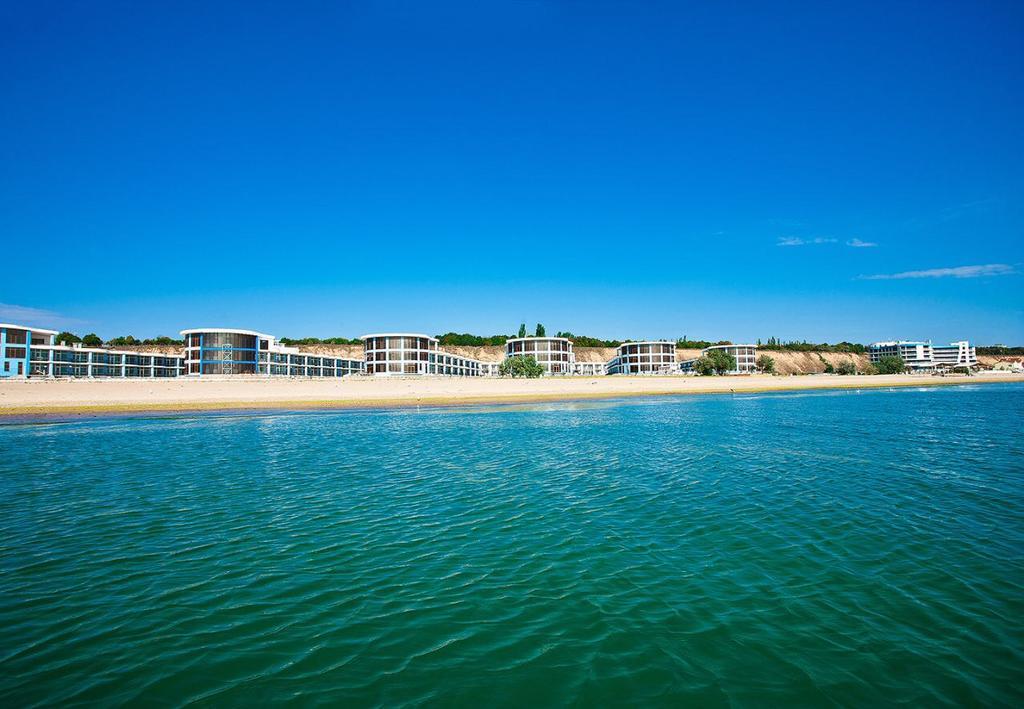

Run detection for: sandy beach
[[1, 372, 1021, 417]]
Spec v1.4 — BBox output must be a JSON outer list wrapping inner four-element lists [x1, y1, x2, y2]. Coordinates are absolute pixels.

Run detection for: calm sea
[[1, 384, 1022, 706]]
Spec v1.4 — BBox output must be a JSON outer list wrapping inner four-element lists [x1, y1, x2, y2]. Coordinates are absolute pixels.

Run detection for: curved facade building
[[504, 337, 575, 375], [182, 329, 265, 375], [607, 341, 678, 374], [701, 344, 758, 374], [362, 334, 483, 376], [182, 328, 362, 377]]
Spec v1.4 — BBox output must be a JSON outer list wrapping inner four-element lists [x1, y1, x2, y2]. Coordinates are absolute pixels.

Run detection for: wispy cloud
[[0, 302, 85, 328], [846, 238, 877, 248], [776, 237, 837, 247], [859, 264, 1016, 280]]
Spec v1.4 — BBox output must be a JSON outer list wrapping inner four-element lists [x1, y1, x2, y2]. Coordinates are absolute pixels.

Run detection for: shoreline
[[1, 373, 1021, 421]]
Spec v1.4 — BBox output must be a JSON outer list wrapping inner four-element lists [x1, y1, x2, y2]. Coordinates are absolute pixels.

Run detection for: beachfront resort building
[[504, 337, 575, 375], [362, 334, 484, 376], [606, 341, 679, 375], [869, 340, 977, 370], [182, 329, 362, 377], [867, 341, 934, 370], [678, 344, 759, 375], [1, 323, 184, 378], [931, 341, 978, 368]]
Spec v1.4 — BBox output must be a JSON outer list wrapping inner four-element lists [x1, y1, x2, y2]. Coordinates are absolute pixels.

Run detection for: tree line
[[50, 328, 1021, 354], [55, 332, 183, 347]]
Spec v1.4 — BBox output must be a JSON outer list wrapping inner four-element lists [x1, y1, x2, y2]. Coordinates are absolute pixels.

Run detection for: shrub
[[836, 360, 857, 376], [756, 354, 775, 374], [874, 356, 906, 374], [81, 333, 103, 347], [499, 355, 544, 378]]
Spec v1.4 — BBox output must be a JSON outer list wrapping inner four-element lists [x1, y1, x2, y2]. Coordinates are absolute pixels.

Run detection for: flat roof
[[869, 341, 929, 347], [618, 340, 676, 346], [0, 323, 59, 335], [38, 343, 183, 357], [703, 344, 756, 350], [180, 328, 273, 338], [360, 333, 436, 341], [505, 337, 572, 343]]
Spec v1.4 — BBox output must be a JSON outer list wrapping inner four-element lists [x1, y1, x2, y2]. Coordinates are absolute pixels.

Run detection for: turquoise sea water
[[1, 384, 1022, 706]]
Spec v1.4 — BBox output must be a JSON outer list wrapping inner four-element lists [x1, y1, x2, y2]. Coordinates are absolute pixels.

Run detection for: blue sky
[[2, 1, 1022, 344]]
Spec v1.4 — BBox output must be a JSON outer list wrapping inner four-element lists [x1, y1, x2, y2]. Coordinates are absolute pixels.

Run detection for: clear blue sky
[[2, 1, 1022, 344]]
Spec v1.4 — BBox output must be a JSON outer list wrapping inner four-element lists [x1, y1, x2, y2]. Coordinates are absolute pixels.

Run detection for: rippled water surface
[[2, 384, 1023, 706]]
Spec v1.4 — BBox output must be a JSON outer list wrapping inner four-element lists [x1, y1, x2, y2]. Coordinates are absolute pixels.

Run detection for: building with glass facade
[[504, 337, 575, 375], [869, 340, 976, 370], [932, 341, 978, 368], [181, 328, 362, 377], [867, 341, 934, 370], [679, 344, 759, 374], [2, 323, 185, 378], [1, 323, 57, 378], [606, 341, 678, 374], [362, 334, 485, 376], [703, 344, 758, 374]]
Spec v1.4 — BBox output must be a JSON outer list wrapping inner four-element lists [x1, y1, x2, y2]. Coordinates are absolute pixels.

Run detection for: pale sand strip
[[0, 373, 1022, 417]]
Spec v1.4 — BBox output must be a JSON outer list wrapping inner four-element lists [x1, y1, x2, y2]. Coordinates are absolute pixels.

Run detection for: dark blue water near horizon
[[1, 384, 1022, 706]]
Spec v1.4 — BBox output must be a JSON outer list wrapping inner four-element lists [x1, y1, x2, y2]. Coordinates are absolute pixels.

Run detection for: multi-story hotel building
[[606, 341, 678, 375], [362, 334, 484, 376], [504, 337, 575, 375], [1, 323, 54, 378], [679, 344, 759, 374], [182, 328, 362, 377], [932, 341, 978, 368], [2, 323, 184, 378], [868, 341, 934, 370], [869, 340, 977, 370]]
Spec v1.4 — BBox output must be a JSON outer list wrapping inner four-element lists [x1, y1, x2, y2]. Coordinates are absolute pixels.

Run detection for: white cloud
[[859, 264, 1016, 280], [846, 238, 877, 248], [0, 302, 84, 328], [776, 237, 837, 247]]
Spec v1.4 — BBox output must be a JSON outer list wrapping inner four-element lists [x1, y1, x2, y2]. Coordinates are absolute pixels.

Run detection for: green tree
[[518, 323, 527, 338], [499, 355, 544, 378], [756, 354, 775, 374], [108, 335, 139, 347], [536, 323, 545, 337], [693, 357, 716, 376], [694, 350, 736, 375], [81, 333, 103, 347], [874, 355, 906, 374], [710, 349, 736, 374], [56, 331, 80, 345], [836, 360, 857, 376]]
